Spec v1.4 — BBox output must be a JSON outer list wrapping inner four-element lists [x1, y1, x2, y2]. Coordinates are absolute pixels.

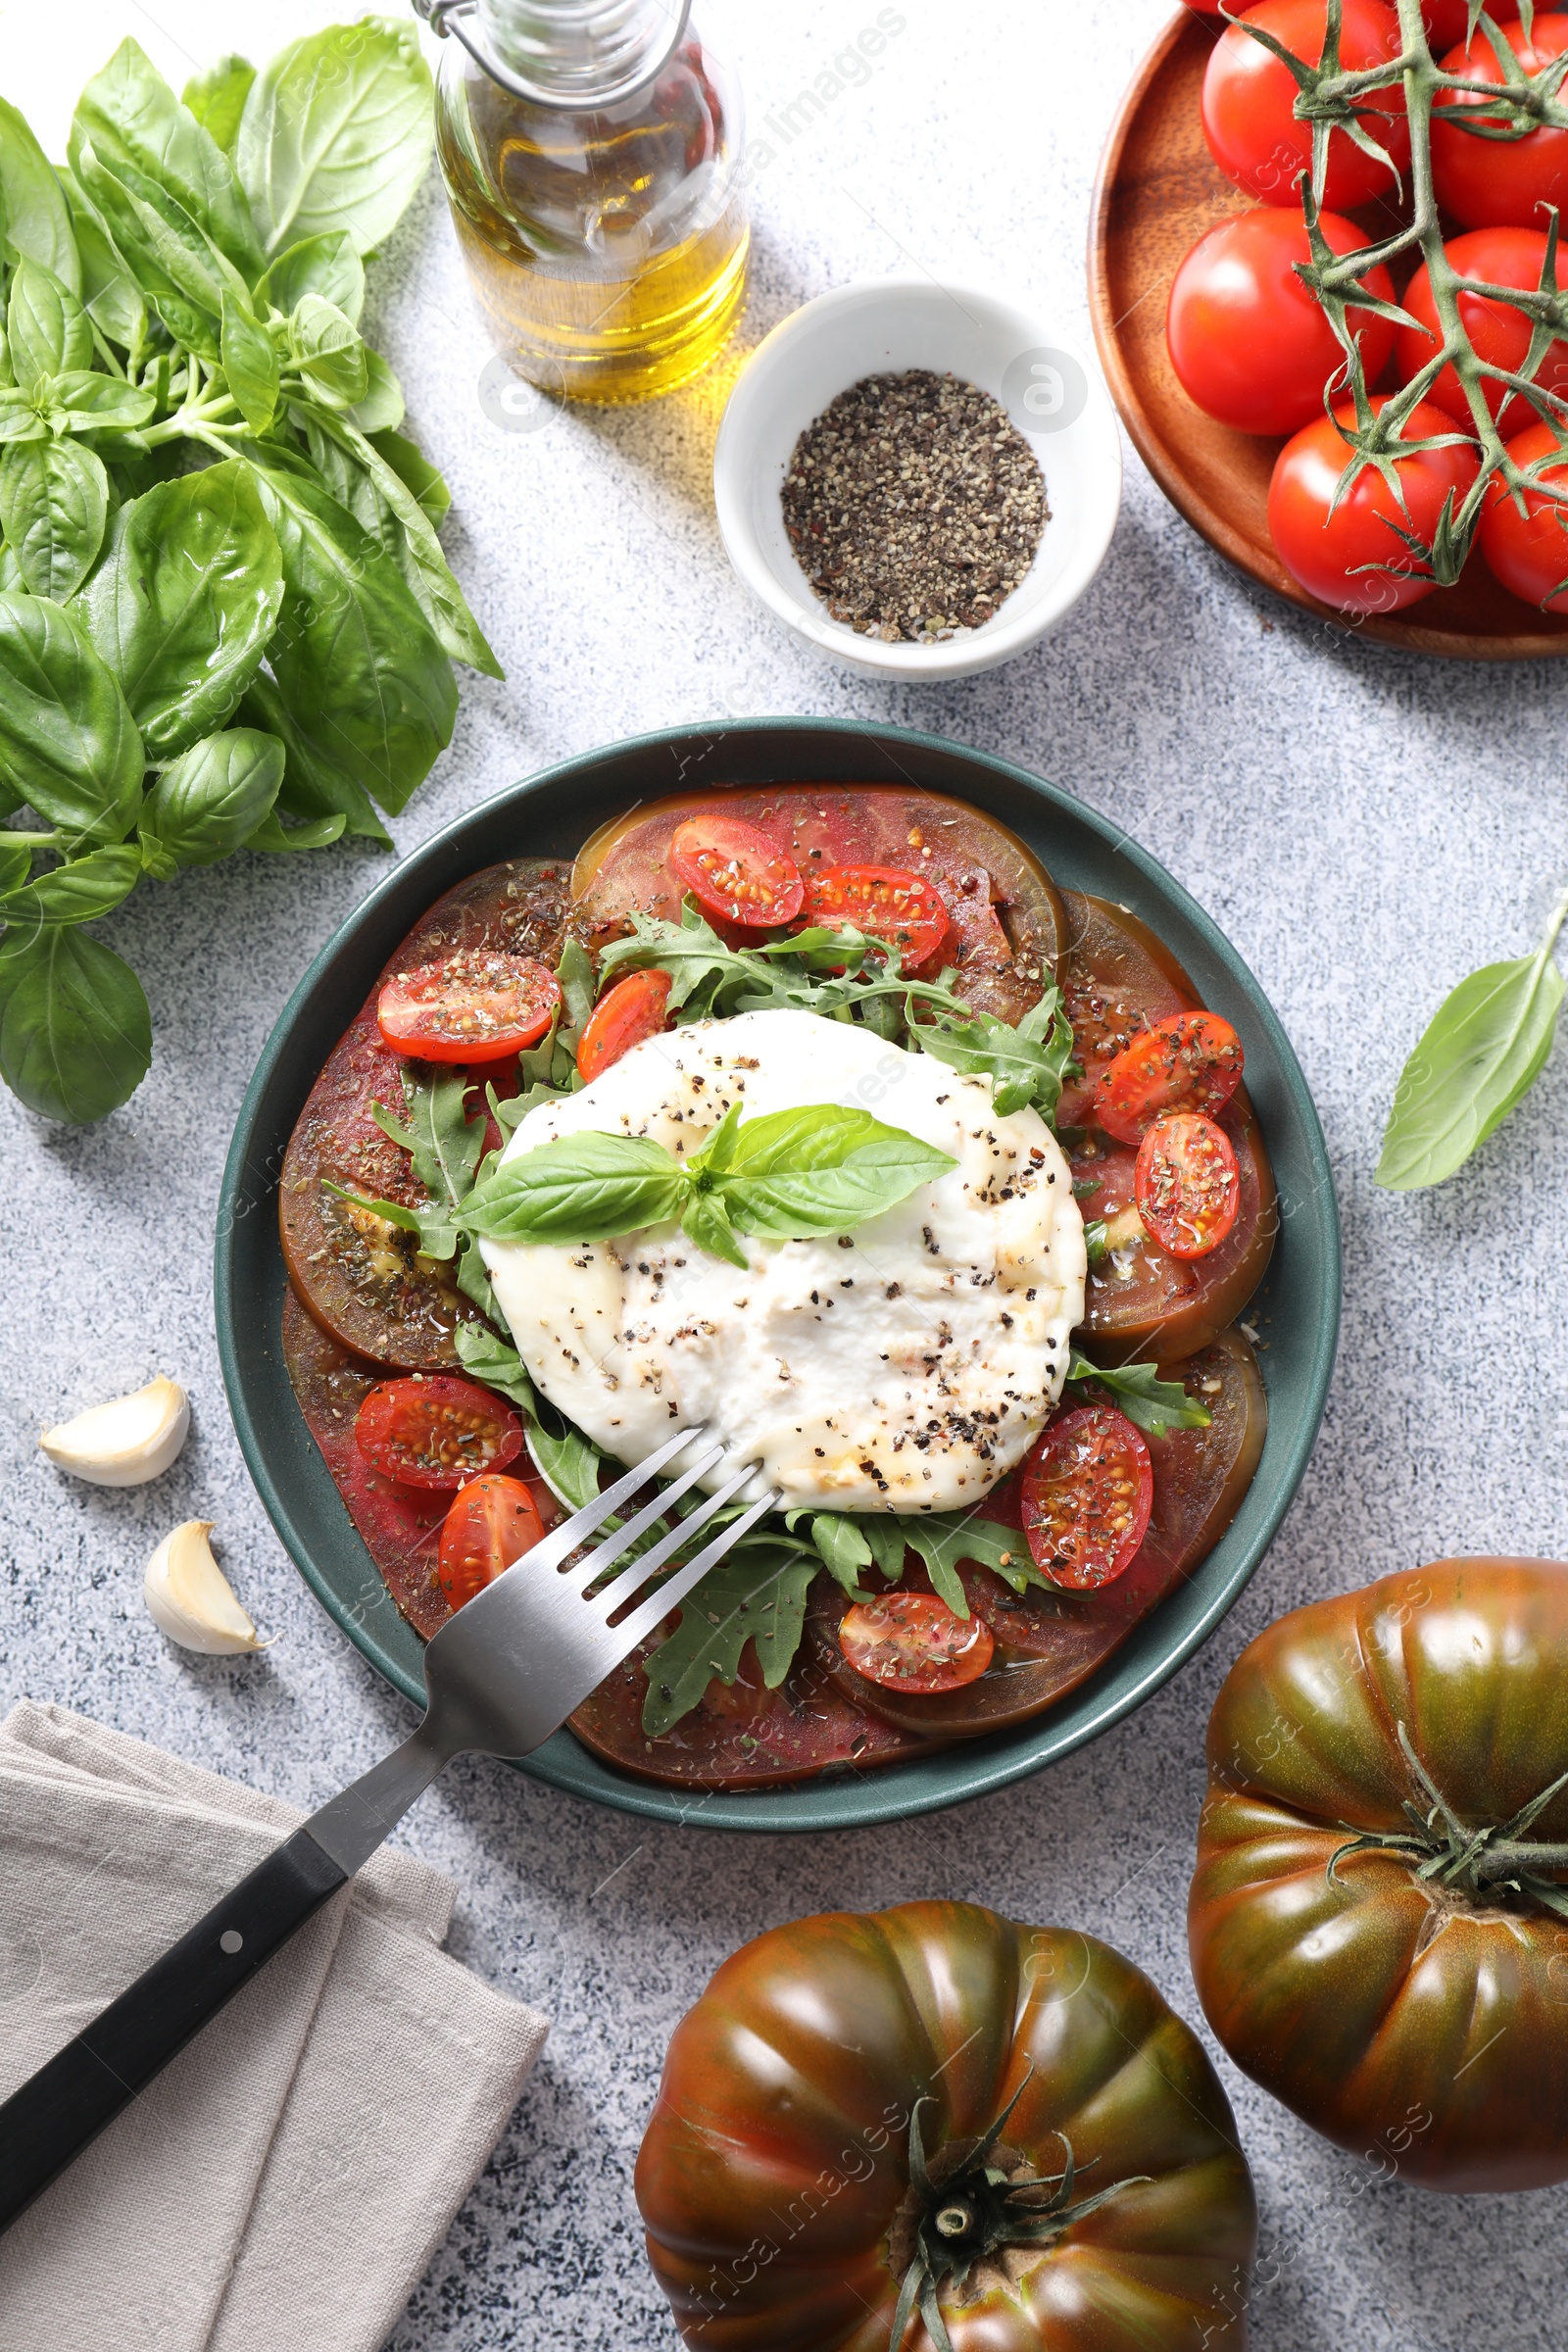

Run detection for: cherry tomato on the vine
[[838, 1591, 995, 1691], [1396, 229, 1568, 433], [799, 863, 952, 967], [1095, 1010, 1246, 1145], [1136, 1111, 1241, 1259], [355, 1376, 523, 1490], [438, 1473, 544, 1605], [1479, 419, 1568, 610], [1421, 0, 1517, 45], [1167, 208, 1396, 436], [1268, 395, 1481, 612], [576, 967, 672, 1083], [1433, 16, 1568, 230], [1201, 0, 1409, 212], [1021, 1401, 1153, 1591], [376, 952, 561, 1064], [669, 813, 804, 928]]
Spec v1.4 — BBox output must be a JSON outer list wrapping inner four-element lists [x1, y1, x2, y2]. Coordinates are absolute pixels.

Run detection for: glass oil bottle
[[429, 0, 749, 404]]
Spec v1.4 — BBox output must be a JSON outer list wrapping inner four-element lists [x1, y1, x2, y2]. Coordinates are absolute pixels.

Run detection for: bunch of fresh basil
[[0, 22, 497, 1124]]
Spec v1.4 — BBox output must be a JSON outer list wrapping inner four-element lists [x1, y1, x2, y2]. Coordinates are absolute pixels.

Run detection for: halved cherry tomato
[[577, 967, 672, 1082], [800, 864, 952, 967], [1135, 1112, 1241, 1259], [669, 814, 804, 928], [837, 1591, 995, 1692], [1021, 1401, 1153, 1591], [377, 952, 561, 1065], [355, 1375, 523, 1490], [1095, 1010, 1245, 1145], [1480, 419, 1568, 610], [438, 1473, 544, 1605]]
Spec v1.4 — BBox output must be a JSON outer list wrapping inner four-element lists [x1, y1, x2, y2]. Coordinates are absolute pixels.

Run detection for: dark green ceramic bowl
[[216, 720, 1340, 1832]]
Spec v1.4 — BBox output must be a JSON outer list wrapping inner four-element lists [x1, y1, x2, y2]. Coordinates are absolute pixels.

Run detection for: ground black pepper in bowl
[[779, 369, 1049, 644]]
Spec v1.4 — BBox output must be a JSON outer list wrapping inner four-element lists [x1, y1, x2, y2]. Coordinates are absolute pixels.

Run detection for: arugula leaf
[[787, 1506, 874, 1594], [0, 591, 143, 847], [1, 843, 140, 924], [453, 1324, 537, 1416], [557, 935, 597, 1031], [525, 1416, 605, 1513], [641, 1544, 820, 1738], [0, 97, 81, 293], [235, 20, 435, 259], [181, 57, 256, 159], [916, 986, 1076, 1120], [898, 1514, 1029, 1614], [1376, 885, 1568, 1190], [0, 437, 108, 601], [0, 923, 150, 1121], [372, 1063, 486, 1209], [463, 1129, 687, 1246], [1064, 1349, 1211, 1438], [139, 728, 284, 867]]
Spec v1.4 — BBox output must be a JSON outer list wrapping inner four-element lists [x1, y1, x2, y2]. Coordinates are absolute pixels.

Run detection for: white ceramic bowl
[[712, 275, 1123, 681]]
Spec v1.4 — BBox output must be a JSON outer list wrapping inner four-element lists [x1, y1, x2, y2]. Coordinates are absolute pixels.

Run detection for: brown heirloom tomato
[[1190, 1560, 1568, 2192], [637, 1902, 1256, 2351]]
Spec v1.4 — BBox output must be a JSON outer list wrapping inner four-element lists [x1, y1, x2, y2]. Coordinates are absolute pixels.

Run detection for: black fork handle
[[0, 1827, 347, 2233]]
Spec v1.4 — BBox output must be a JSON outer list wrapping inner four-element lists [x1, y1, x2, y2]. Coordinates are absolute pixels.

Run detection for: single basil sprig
[[1064, 1349, 1210, 1439], [457, 1100, 957, 1271], [1377, 884, 1568, 1191]]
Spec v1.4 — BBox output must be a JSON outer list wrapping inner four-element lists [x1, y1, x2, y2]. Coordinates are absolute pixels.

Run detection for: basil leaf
[[255, 231, 365, 325], [641, 1544, 819, 1737], [1377, 888, 1568, 1190], [368, 428, 450, 529], [0, 436, 108, 601], [70, 143, 240, 362], [286, 294, 367, 410], [139, 727, 284, 866], [59, 172, 146, 354], [1, 841, 141, 924], [721, 1124, 956, 1240], [462, 1130, 687, 1245], [0, 837, 31, 895], [557, 936, 596, 1033], [0, 394, 45, 447], [0, 591, 142, 845], [43, 371, 156, 432], [236, 669, 390, 847], [347, 350, 405, 435], [243, 807, 346, 855], [236, 20, 435, 259], [0, 97, 80, 292], [1064, 1350, 1211, 1438], [8, 262, 92, 393], [80, 459, 283, 760], [220, 291, 278, 432], [242, 441, 455, 816], [74, 40, 264, 280], [454, 1325, 538, 1415], [181, 56, 256, 159], [0, 922, 150, 1121], [680, 1185, 749, 1270]]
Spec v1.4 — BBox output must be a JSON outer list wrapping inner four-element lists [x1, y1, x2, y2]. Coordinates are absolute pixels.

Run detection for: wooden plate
[[1089, 7, 1568, 660]]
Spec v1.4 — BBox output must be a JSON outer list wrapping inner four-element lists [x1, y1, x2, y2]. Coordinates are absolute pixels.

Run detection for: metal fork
[[0, 1426, 779, 2232]]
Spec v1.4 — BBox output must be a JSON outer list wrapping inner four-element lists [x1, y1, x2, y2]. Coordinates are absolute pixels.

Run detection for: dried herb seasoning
[[780, 369, 1049, 643]]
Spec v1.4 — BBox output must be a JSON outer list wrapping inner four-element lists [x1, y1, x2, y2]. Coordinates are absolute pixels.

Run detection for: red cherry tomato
[[1021, 1402, 1153, 1591], [1201, 0, 1409, 211], [438, 1473, 544, 1605], [1423, 0, 1517, 44], [1167, 209, 1396, 436], [799, 864, 952, 967], [1095, 1011, 1246, 1146], [1135, 1111, 1241, 1259], [1396, 229, 1568, 433], [1267, 394, 1481, 612], [1433, 16, 1568, 230], [576, 967, 672, 1083], [837, 1591, 995, 1692], [376, 952, 561, 1065], [355, 1376, 523, 1490], [1479, 419, 1568, 609], [669, 813, 804, 928]]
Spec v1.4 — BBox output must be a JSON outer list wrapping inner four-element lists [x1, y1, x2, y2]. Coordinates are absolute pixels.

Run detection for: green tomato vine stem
[[1244, 0, 1568, 587]]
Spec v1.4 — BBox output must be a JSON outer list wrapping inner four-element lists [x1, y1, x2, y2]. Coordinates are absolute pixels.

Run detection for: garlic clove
[[40, 1376, 190, 1487], [144, 1521, 270, 1655]]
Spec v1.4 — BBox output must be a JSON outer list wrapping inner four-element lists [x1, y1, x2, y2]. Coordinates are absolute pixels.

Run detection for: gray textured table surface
[[5, 2, 1567, 2345]]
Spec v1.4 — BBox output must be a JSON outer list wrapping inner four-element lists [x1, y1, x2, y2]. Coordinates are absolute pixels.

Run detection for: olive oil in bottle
[[432, 0, 749, 405]]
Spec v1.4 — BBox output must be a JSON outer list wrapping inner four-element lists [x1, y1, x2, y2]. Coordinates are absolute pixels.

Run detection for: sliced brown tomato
[[1021, 1401, 1153, 1590], [809, 1326, 1267, 1742], [800, 864, 951, 967], [570, 785, 1066, 1024], [839, 1591, 994, 1691], [577, 967, 672, 1083], [438, 1474, 544, 1605], [280, 858, 570, 1370], [355, 1375, 523, 1490], [1055, 891, 1200, 1128], [376, 951, 561, 1064], [1096, 1010, 1245, 1144], [1136, 1111, 1241, 1260], [280, 1287, 560, 1640], [670, 813, 804, 928]]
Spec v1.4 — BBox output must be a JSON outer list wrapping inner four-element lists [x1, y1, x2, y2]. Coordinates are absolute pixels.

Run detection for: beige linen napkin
[[0, 1702, 548, 2352]]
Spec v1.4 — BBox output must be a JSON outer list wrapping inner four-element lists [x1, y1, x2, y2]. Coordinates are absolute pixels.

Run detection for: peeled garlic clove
[[40, 1377, 190, 1487], [145, 1521, 270, 1655]]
